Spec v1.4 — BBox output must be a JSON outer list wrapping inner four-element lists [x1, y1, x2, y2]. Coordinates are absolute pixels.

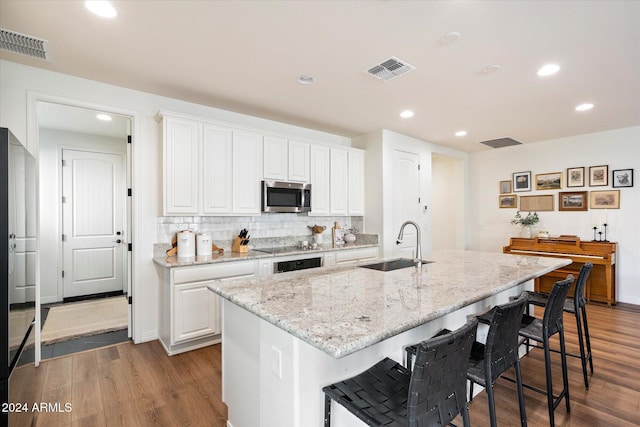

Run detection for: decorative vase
[[344, 233, 356, 243], [521, 226, 532, 239]]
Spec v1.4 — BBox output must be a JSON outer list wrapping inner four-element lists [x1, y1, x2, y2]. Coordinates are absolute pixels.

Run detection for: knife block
[[231, 237, 249, 253]]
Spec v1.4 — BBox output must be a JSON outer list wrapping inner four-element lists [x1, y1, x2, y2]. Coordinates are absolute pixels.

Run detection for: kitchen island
[[207, 249, 571, 427]]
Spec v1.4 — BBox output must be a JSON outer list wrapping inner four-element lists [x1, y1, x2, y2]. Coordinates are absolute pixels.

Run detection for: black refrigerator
[[1, 127, 37, 425]]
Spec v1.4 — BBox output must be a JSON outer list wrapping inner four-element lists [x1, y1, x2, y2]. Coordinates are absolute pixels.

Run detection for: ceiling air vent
[[367, 56, 415, 81], [0, 28, 51, 61], [478, 137, 523, 149]]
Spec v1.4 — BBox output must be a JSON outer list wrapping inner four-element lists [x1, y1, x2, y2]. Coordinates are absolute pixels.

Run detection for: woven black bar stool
[[518, 276, 574, 427], [521, 263, 594, 388], [467, 294, 529, 427], [322, 318, 478, 427], [405, 327, 452, 373]]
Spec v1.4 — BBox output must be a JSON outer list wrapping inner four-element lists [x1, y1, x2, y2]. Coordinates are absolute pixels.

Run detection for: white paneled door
[[62, 149, 126, 298], [392, 149, 421, 259]]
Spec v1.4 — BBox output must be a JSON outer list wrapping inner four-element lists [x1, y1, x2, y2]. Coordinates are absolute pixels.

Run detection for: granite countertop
[[207, 249, 571, 358], [153, 241, 379, 268]]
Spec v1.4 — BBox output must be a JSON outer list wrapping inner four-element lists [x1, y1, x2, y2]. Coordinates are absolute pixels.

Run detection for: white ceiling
[[1, 0, 639, 152]]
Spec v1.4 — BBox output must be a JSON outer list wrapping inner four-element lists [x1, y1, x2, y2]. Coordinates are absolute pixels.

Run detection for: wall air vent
[[366, 56, 415, 81], [478, 137, 523, 149], [0, 28, 51, 61]]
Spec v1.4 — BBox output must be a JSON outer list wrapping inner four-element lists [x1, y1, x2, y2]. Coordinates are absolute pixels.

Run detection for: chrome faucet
[[396, 220, 422, 267]]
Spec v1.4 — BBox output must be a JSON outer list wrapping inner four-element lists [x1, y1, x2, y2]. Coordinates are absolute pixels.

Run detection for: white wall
[[468, 126, 640, 304], [0, 59, 351, 342]]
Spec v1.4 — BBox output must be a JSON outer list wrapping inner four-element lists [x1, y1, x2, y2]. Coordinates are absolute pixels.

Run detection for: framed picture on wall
[[590, 190, 620, 209], [499, 180, 512, 194], [513, 171, 531, 192], [612, 169, 633, 188], [566, 167, 585, 187], [520, 194, 554, 211], [558, 191, 588, 211], [535, 172, 562, 190], [499, 194, 517, 208], [589, 165, 609, 187]]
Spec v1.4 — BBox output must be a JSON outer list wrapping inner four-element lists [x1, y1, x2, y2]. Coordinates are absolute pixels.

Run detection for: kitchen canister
[[196, 233, 212, 256], [177, 230, 196, 259]]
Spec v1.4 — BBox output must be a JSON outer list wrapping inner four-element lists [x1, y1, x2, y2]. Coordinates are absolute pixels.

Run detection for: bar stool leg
[[514, 360, 527, 427], [559, 331, 571, 414], [486, 380, 497, 427], [543, 342, 556, 427], [582, 306, 594, 374], [324, 394, 331, 427], [574, 310, 590, 389]]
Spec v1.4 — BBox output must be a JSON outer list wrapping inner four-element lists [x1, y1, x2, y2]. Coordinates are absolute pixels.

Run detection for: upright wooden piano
[[504, 236, 616, 306]]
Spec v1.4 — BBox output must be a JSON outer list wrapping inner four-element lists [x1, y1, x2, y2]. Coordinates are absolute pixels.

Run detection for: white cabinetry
[[323, 246, 379, 266], [310, 146, 365, 216], [263, 138, 310, 182], [263, 135, 288, 181], [330, 148, 349, 215], [160, 112, 262, 216], [288, 140, 310, 182], [203, 125, 233, 214], [233, 130, 263, 214], [309, 145, 331, 215], [163, 115, 200, 214], [160, 260, 256, 355], [347, 150, 365, 216]]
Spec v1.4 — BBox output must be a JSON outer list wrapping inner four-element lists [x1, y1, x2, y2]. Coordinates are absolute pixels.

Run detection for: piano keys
[[503, 235, 616, 306]]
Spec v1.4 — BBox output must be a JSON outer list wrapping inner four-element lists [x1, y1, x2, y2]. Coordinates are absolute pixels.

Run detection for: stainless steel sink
[[358, 258, 433, 272]]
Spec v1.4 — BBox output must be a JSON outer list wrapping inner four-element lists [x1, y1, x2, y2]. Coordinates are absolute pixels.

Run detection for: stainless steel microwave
[[262, 180, 311, 213]]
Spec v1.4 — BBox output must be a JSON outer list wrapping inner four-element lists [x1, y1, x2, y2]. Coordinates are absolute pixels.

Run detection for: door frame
[[27, 91, 140, 366]]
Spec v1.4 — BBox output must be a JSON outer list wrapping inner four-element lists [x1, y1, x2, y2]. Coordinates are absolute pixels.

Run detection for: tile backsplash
[[157, 214, 363, 248]]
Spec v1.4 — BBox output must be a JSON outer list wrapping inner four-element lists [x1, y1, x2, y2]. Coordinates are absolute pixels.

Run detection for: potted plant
[[511, 211, 539, 238]]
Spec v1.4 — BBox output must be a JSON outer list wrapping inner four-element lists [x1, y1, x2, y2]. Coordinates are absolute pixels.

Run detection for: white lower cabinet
[[160, 260, 256, 355], [172, 281, 220, 344]]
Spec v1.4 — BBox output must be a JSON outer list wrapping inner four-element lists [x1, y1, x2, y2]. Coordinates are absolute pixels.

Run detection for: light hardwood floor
[[8, 302, 640, 426]]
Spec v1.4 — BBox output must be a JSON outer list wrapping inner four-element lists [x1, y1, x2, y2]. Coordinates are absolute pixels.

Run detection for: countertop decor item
[[344, 231, 356, 243]]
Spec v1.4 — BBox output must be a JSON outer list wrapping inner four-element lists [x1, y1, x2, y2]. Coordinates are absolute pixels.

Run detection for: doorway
[[392, 149, 422, 259], [36, 101, 132, 360], [61, 149, 126, 298]]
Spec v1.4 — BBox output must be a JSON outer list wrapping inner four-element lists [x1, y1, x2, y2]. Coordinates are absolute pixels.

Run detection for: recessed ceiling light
[[400, 110, 415, 119], [481, 64, 501, 74], [85, 1, 117, 18], [297, 75, 315, 85], [96, 113, 112, 121], [575, 103, 594, 112], [455, 130, 467, 137], [440, 32, 462, 45], [537, 63, 560, 77]]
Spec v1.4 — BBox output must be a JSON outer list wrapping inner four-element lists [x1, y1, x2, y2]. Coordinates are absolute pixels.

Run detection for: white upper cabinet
[[160, 111, 362, 217], [163, 116, 200, 215], [263, 138, 310, 183], [288, 140, 310, 182], [330, 148, 349, 215], [160, 112, 262, 216], [203, 125, 233, 214], [263, 136, 288, 181], [309, 144, 331, 215], [233, 130, 263, 214], [348, 149, 365, 216], [310, 146, 365, 216]]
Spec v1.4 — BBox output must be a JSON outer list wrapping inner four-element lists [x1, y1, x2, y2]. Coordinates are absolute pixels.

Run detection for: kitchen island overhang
[[208, 250, 571, 427]]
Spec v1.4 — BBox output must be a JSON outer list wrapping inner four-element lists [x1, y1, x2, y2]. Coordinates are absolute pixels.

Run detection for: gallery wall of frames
[[498, 165, 634, 212]]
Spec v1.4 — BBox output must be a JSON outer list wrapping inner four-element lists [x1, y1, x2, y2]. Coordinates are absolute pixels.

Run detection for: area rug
[[40, 296, 128, 345]]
